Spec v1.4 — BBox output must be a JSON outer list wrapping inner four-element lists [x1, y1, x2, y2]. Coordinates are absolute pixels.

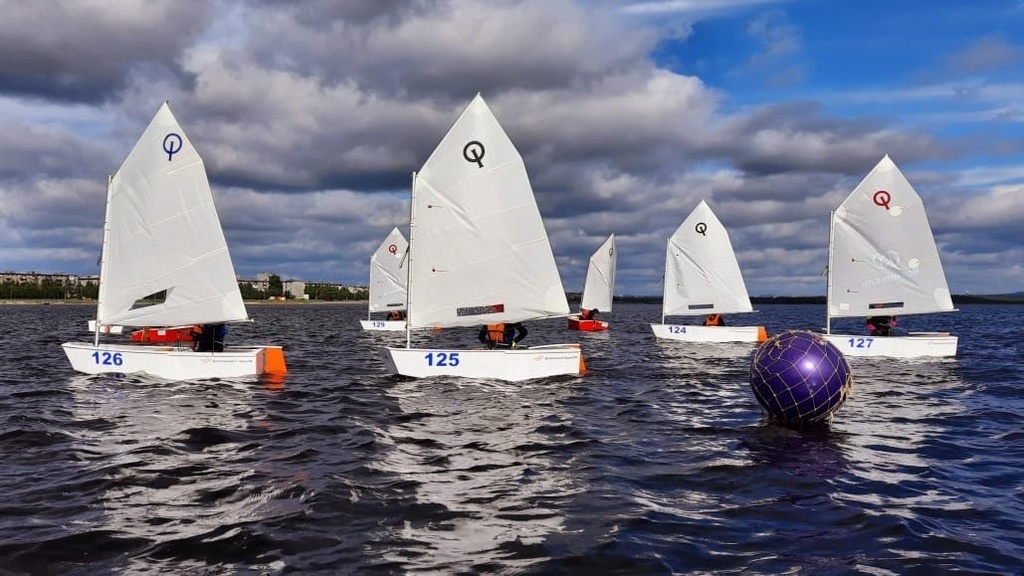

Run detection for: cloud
[[0, 0, 1020, 297], [946, 34, 1022, 75], [0, 0, 215, 102], [623, 0, 785, 16]]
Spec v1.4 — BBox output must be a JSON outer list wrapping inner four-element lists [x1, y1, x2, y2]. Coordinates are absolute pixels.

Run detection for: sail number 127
[[424, 352, 460, 366], [846, 337, 873, 348]]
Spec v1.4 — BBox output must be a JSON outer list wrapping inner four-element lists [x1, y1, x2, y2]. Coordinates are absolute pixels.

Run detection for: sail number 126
[[424, 352, 460, 367], [91, 351, 124, 366]]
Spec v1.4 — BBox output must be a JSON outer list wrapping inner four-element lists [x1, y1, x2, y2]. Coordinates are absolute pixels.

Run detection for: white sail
[[828, 155, 954, 318], [368, 227, 409, 314], [580, 234, 616, 312], [662, 200, 754, 316], [406, 94, 569, 329], [96, 102, 247, 328]]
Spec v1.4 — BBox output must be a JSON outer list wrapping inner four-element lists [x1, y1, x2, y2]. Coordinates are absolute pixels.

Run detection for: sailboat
[[360, 227, 409, 331], [383, 94, 584, 382], [650, 200, 767, 343], [568, 234, 616, 331], [821, 155, 958, 357], [62, 102, 287, 380]]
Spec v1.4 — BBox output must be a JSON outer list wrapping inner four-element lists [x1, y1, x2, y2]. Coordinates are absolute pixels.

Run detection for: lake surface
[[1, 302, 1021, 574]]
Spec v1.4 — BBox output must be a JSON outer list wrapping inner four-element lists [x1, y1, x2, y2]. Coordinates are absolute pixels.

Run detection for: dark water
[[1, 302, 1022, 574]]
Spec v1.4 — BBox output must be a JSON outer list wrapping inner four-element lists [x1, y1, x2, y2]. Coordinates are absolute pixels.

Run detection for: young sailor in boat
[[579, 308, 599, 321], [478, 322, 528, 349], [704, 314, 726, 326], [192, 323, 227, 352], [387, 310, 405, 321], [866, 316, 896, 336]]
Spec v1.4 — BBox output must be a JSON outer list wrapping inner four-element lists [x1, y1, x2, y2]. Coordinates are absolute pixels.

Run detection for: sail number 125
[[424, 352, 460, 366]]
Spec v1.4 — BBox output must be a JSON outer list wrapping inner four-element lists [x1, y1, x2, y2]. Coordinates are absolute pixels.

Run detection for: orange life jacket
[[704, 314, 722, 326], [486, 323, 507, 343]]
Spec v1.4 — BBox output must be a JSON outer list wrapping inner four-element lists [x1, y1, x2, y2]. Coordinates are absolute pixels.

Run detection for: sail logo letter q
[[463, 141, 485, 168], [163, 133, 183, 161]]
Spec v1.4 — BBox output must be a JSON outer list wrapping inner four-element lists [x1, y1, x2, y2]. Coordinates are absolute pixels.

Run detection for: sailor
[[478, 322, 528, 349], [192, 323, 226, 352], [866, 316, 896, 336], [704, 314, 725, 326]]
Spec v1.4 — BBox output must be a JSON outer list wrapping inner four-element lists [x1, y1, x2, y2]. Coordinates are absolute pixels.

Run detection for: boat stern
[[383, 344, 584, 382]]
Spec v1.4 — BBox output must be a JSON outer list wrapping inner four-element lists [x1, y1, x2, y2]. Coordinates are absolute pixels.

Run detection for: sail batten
[[827, 155, 954, 319]]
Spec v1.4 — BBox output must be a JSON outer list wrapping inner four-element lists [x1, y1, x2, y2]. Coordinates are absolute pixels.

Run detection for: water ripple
[[0, 302, 1022, 573]]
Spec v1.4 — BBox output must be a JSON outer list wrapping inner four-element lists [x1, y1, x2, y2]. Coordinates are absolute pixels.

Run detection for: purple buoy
[[750, 330, 852, 424]]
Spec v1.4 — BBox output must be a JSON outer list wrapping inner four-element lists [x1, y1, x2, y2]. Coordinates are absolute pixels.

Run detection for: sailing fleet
[[61, 96, 961, 383]]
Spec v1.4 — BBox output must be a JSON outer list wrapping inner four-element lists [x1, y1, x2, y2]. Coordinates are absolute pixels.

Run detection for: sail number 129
[[424, 352, 460, 367]]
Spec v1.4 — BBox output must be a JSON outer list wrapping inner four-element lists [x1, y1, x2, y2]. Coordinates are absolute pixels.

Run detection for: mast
[[94, 175, 114, 347], [404, 171, 417, 349], [825, 209, 836, 335], [661, 237, 669, 325]]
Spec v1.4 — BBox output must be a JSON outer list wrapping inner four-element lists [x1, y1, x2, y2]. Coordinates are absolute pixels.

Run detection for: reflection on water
[[372, 379, 580, 573], [2, 303, 1024, 572], [66, 374, 297, 573]]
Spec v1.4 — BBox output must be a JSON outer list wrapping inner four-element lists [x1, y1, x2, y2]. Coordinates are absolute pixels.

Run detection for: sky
[[1, 0, 1022, 297]]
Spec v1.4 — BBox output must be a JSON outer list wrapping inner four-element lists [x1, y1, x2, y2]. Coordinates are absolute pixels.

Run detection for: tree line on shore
[[1, 276, 369, 302]]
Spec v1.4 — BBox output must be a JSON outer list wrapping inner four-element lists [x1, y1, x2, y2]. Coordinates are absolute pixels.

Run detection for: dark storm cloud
[[248, 0, 436, 27], [0, 0, 214, 102], [241, 0, 654, 97], [0, 122, 115, 182], [716, 101, 948, 177]]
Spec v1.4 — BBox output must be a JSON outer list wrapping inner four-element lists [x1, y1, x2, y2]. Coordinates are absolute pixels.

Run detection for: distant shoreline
[[0, 299, 368, 306], [2, 294, 1020, 306]]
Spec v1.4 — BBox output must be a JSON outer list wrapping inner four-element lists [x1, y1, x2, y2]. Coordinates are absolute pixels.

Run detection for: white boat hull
[[820, 333, 958, 358], [87, 320, 124, 334], [651, 324, 767, 343], [62, 342, 287, 380], [360, 319, 407, 332], [383, 344, 584, 382]]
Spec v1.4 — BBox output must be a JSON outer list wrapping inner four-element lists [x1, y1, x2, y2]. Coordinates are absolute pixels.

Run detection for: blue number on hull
[[846, 337, 873, 349], [424, 352, 461, 367], [372, 321, 385, 328], [91, 351, 124, 366], [669, 326, 687, 334]]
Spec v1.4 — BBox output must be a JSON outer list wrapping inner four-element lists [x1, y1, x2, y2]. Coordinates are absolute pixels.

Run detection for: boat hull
[[383, 344, 584, 382], [567, 316, 608, 332], [651, 324, 768, 343], [820, 333, 958, 358], [360, 319, 407, 332], [62, 342, 287, 380]]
